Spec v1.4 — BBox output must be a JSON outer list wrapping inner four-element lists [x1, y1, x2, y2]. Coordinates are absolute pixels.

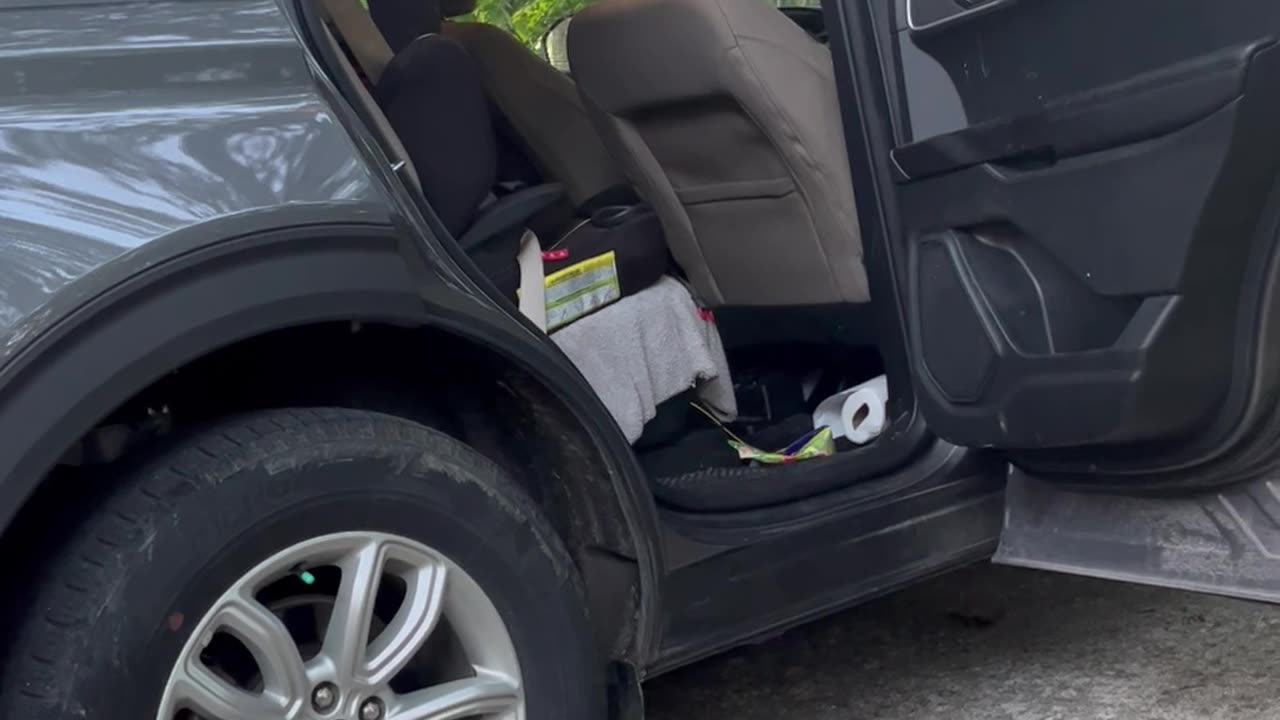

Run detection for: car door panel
[[892, 41, 1261, 179], [855, 0, 1280, 483], [901, 0, 1276, 131]]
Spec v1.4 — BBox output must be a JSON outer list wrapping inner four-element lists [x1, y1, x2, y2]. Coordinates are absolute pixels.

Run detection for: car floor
[[638, 413, 816, 478], [645, 564, 1280, 720]]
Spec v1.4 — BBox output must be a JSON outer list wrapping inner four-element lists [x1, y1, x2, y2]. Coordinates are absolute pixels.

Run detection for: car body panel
[[0, 0, 671, 666], [0, 0, 386, 360], [15, 0, 1279, 691], [652, 442, 1004, 675]]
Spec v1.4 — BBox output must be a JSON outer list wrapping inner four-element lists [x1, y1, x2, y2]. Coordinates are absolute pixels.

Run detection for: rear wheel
[[0, 409, 601, 720]]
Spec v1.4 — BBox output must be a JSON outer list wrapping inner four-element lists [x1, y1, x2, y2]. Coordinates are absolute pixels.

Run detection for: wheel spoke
[[165, 657, 283, 720], [365, 558, 447, 686], [321, 539, 383, 682], [386, 672, 521, 720], [159, 532, 524, 720], [218, 592, 309, 710]]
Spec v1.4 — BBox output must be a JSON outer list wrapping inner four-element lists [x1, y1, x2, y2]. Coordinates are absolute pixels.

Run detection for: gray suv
[[3, 0, 1280, 718]]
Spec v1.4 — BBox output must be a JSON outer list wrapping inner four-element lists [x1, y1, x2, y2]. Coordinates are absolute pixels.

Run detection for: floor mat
[[638, 414, 815, 479], [640, 414, 882, 513]]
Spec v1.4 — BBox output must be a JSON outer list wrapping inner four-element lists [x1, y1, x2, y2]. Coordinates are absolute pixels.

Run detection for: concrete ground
[[644, 564, 1280, 720]]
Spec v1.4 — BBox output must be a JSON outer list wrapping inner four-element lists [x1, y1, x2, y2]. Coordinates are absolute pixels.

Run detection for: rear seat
[[322, 0, 671, 329], [370, 0, 628, 209], [317, 0, 736, 440], [321, 0, 557, 324]]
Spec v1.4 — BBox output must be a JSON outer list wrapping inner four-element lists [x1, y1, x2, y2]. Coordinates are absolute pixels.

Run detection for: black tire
[[0, 408, 602, 720]]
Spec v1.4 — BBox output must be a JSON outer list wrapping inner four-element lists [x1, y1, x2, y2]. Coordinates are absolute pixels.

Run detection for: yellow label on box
[[545, 251, 621, 331]]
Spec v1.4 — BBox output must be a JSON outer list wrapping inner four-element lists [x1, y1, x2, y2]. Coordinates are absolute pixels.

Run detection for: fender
[[0, 220, 664, 661]]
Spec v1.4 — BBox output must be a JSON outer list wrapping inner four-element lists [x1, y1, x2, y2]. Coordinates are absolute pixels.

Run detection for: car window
[[461, 0, 591, 47], [468, 0, 826, 75]]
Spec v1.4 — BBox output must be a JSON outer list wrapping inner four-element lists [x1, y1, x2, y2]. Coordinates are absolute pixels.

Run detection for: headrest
[[368, 0, 445, 53], [440, 0, 477, 18]]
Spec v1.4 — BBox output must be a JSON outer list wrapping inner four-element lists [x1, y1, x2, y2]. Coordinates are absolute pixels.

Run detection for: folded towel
[[551, 276, 737, 443]]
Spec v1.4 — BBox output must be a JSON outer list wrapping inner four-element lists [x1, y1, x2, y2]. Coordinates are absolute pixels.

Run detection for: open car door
[[832, 0, 1280, 599]]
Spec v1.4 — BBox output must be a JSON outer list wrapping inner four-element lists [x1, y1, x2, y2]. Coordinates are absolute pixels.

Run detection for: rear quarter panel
[[0, 2, 668, 665], [0, 0, 391, 361]]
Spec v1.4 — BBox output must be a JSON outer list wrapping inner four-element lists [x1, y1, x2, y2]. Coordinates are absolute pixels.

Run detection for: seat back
[[440, 19, 626, 207], [375, 33, 497, 237], [371, 0, 626, 207], [568, 0, 870, 307], [367, 0, 443, 57], [320, 0, 528, 308], [319, 0, 496, 236]]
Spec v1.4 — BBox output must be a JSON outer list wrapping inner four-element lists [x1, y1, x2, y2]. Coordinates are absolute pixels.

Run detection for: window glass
[[463, 1, 822, 48], [459, 0, 593, 48], [460, 0, 825, 73]]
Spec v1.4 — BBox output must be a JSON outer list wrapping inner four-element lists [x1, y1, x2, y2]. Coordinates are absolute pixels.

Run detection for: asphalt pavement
[[644, 564, 1280, 720]]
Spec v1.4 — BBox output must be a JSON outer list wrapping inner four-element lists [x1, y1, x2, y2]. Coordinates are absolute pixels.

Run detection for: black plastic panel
[[654, 452, 1004, 675], [905, 99, 1235, 298], [909, 0, 1280, 129], [907, 0, 1008, 32], [916, 238, 993, 402], [902, 43, 1280, 452], [957, 227, 1141, 355], [892, 42, 1260, 178]]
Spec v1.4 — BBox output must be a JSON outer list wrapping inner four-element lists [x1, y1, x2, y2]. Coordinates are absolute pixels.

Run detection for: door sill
[[996, 470, 1280, 604]]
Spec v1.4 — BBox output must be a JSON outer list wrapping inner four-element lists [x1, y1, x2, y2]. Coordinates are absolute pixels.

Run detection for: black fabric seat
[[375, 33, 565, 299], [376, 35, 496, 239], [370, 0, 547, 196], [370, 0, 629, 209], [369, 22, 673, 322]]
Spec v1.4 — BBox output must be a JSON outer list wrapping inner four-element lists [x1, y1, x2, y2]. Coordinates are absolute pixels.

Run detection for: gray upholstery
[[435, 10, 626, 207], [568, 0, 870, 307]]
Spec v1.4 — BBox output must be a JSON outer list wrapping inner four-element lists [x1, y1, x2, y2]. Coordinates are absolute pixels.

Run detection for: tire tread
[[1, 408, 590, 720]]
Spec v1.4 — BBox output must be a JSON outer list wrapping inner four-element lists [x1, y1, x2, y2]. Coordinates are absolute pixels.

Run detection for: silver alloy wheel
[[156, 532, 524, 720]]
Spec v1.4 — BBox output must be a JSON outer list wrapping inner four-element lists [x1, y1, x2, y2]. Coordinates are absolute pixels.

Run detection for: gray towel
[[551, 276, 737, 443]]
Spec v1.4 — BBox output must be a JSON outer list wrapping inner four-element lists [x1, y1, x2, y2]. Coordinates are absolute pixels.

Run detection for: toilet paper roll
[[812, 374, 889, 445]]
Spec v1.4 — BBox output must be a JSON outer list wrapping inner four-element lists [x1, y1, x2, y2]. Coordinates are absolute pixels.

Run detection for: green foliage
[[465, 0, 824, 48], [466, 0, 517, 29], [467, 0, 589, 45], [511, 0, 592, 41]]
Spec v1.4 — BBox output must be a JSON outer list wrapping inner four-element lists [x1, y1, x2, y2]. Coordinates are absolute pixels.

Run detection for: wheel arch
[[0, 224, 663, 666]]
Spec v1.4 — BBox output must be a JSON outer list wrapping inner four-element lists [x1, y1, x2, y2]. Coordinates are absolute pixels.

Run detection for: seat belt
[[517, 230, 548, 331], [319, 0, 393, 85]]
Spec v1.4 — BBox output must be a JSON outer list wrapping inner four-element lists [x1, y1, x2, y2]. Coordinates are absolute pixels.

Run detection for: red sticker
[[697, 308, 715, 322], [542, 249, 569, 261]]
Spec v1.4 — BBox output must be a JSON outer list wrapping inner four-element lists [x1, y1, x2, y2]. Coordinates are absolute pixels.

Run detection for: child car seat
[[352, 8, 673, 326]]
